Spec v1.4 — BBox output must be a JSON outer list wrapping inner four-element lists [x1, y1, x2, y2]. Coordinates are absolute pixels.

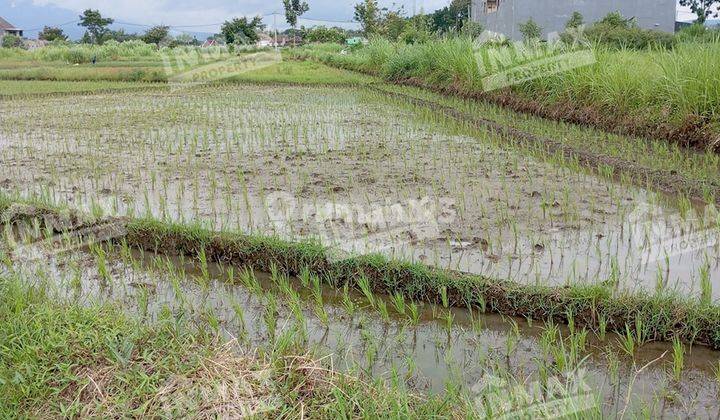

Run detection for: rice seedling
[[357, 276, 375, 308], [619, 324, 637, 357], [3, 53, 720, 418], [263, 292, 279, 341], [700, 260, 712, 306], [89, 243, 111, 285], [391, 291, 406, 315], [407, 301, 420, 325], [671, 337, 685, 382], [376, 299, 390, 322]]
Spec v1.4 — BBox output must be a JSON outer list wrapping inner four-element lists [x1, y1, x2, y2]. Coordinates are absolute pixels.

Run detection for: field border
[[2, 197, 720, 350], [287, 55, 718, 152], [0, 82, 169, 99], [368, 84, 720, 206]]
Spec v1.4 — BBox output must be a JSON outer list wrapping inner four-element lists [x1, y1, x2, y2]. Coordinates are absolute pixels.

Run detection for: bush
[[304, 26, 347, 44], [384, 45, 428, 80], [586, 24, 675, 49], [399, 26, 432, 45], [460, 21, 484, 39], [677, 24, 720, 43], [585, 12, 676, 49], [565, 12, 585, 30], [1, 35, 24, 49], [519, 19, 543, 41]]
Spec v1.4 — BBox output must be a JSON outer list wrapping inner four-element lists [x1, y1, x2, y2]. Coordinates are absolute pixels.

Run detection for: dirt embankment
[[289, 56, 719, 153], [369, 85, 720, 206], [3, 201, 720, 350]]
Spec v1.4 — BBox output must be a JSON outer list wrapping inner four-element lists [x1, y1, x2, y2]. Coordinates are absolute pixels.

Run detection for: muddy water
[[1, 85, 720, 301], [3, 232, 719, 417]]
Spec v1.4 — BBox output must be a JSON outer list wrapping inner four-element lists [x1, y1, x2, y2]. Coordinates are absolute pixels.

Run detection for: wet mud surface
[[1, 85, 719, 299], [2, 230, 720, 417]]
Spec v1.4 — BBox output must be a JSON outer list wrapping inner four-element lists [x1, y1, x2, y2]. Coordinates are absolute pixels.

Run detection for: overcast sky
[[0, 0, 709, 39]]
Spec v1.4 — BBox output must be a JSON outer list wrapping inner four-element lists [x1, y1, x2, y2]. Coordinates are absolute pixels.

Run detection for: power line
[[21, 19, 80, 32]]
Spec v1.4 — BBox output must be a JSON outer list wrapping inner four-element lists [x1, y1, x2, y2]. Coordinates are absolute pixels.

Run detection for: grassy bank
[[0, 276, 468, 418], [289, 39, 720, 151], [2, 196, 720, 351], [0, 58, 368, 85], [124, 218, 720, 350], [0, 64, 168, 83], [371, 84, 720, 205], [0, 80, 165, 97], [224, 60, 374, 86]]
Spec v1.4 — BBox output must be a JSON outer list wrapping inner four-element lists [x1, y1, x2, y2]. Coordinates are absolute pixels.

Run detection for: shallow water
[[3, 230, 720, 417], [1, 85, 719, 300]]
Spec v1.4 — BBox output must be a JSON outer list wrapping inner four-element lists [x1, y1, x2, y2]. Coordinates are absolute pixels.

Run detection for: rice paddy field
[[290, 39, 720, 151], [2, 57, 720, 417]]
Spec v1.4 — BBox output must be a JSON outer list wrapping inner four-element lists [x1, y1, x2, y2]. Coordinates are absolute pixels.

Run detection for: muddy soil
[[1, 85, 719, 299], [2, 232, 719, 418]]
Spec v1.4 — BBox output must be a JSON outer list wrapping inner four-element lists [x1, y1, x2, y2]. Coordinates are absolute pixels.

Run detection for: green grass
[[290, 39, 720, 150], [3, 195, 719, 351], [0, 275, 471, 418], [0, 57, 373, 85], [226, 60, 374, 85], [372, 83, 720, 203], [0, 41, 162, 64], [0, 80, 163, 96], [0, 65, 168, 82]]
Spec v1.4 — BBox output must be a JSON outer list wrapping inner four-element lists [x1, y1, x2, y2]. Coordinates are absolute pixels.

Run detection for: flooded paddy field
[[1, 84, 718, 299], [2, 75, 720, 417], [1, 228, 719, 417]]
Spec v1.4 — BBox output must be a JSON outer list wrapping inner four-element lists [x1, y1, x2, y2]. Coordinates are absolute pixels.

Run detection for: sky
[[0, 0, 712, 39]]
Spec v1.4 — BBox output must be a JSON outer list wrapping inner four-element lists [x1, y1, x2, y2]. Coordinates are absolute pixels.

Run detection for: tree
[[283, 0, 309, 46], [172, 33, 200, 46], [304, 26, 347, 44], [354, 0, 383, 36], [519, 18, 542, 41], [142, 25, 170, 46], [38, 26, 68, 42], [679, 0, 719, 24], [561, 12, 586, 45], [598, 11, 635, 28], [103, 29, 139, 43], [220, 16, 265, 45], [78, 9, 114, 44], [430, 0, 470, 33], [384, 8, 407, 40], [565, 12, 584, 29]]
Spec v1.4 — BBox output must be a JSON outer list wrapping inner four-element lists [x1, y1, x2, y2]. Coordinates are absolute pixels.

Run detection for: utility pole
[[273, 12, 278, 50]]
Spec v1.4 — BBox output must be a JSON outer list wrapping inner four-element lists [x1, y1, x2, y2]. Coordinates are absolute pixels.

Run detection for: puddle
[[1, 85, 719, 301], [2, 229, 720, 417]]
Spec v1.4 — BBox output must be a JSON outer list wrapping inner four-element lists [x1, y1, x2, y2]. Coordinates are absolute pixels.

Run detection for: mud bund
[[3, 200, 720, 350], [369, 85, 720, 206]]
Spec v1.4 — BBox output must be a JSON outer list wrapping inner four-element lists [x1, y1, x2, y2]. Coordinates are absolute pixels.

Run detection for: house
[[346, 37, 368, 46], [0, 16, 24, 43], [470, 0, 677, 40], [256, 33, 273, 48], [274, 35, 303, 47], [202, 39, 219, 48]]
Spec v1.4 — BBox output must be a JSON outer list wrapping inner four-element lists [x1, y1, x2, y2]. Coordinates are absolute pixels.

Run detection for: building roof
[[0, 16, 21, 31]]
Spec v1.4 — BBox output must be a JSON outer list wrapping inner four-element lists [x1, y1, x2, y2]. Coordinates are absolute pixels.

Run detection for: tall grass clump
[[292, 35, 720, 149], [0, 275, 471, 417], [36, 40, 158, 63]]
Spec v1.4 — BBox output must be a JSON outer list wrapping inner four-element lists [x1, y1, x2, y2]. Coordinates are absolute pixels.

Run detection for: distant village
[[0, 12, 368, 50]]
